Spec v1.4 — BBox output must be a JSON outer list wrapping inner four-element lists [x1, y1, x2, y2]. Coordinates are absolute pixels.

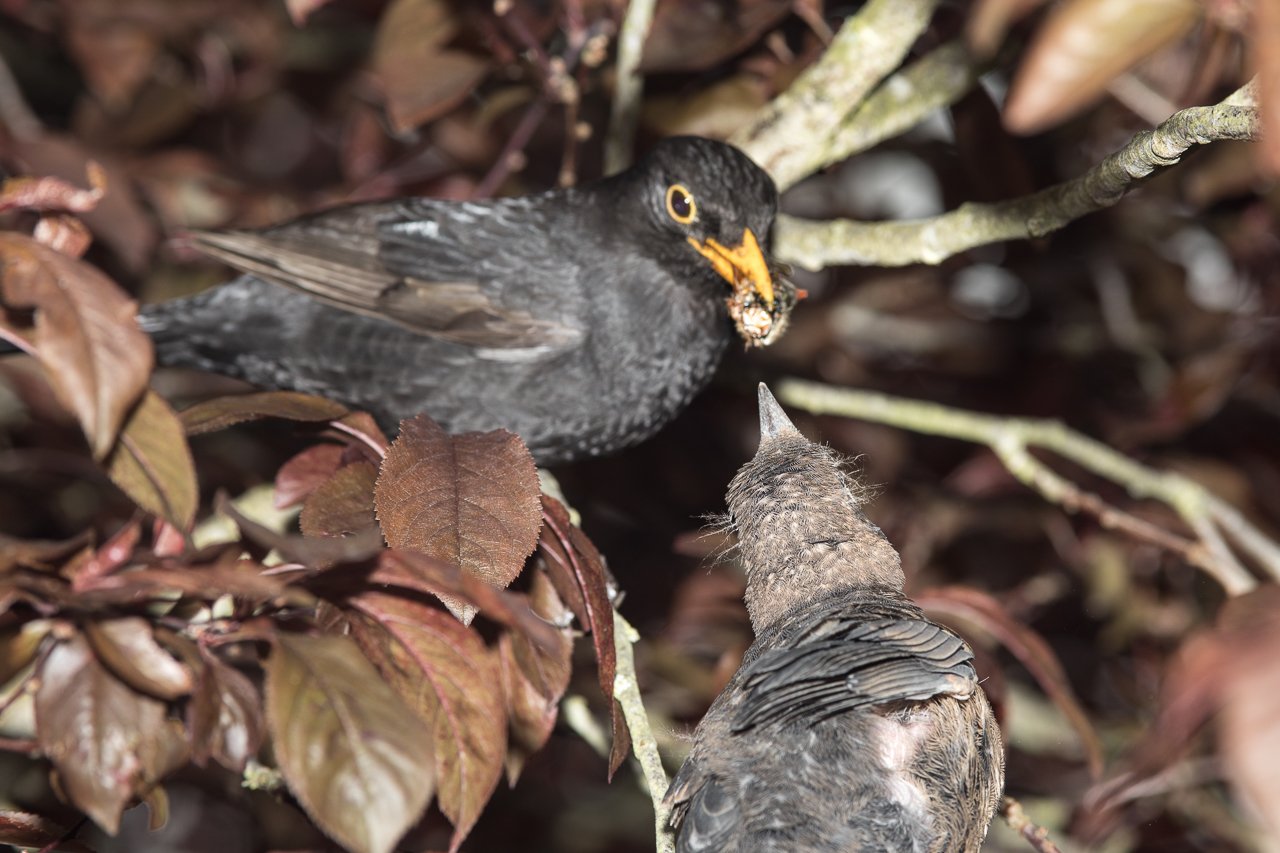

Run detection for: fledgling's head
[[727, 384, 904, 630]]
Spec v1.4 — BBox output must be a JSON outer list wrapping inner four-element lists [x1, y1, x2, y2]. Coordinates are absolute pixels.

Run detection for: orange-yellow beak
[[687, 228, 775, 310]]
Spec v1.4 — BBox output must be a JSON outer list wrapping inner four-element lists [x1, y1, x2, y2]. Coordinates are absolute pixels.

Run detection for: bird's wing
[[187, 202, 583, 353], [731, 617, 977, 732]]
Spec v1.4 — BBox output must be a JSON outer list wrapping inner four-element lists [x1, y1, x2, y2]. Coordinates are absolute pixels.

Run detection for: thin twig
[[776, 378, 1269, 595], [473, 99, 549, 199], [1000, 797, 1064, 853], [604, 0, 658, 175], [730, 0, 941, 189], [774, 83, 1260, 270], [35, 816, 88, 853], [613, 609, 674, 853]]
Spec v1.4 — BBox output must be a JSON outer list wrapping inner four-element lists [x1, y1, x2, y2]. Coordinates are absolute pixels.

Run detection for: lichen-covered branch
[[1000, 797, 1065, 853], [613, 610, 674, 853], [776, 378, 1274, 595], [774, 93, 1260, 270], [604, 0, 657, 175], [730, 0, 940, 190], [825, 39, 987, 172]]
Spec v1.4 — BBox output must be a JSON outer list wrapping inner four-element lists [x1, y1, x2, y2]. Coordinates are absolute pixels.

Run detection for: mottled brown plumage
[[664, 385, 1004, 853]]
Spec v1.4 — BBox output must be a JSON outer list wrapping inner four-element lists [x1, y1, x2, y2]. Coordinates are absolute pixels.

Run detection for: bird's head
[[626, 137, 798, 347], [727, 385, 904, 628]]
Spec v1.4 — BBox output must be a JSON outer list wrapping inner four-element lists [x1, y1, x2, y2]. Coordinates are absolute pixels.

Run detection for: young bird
[[664, 385, 1004, 853]]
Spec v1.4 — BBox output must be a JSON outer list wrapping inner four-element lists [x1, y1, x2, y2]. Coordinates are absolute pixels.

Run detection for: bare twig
[[774, 82, 1260, 270], [776, 378, 1272, 595], [730, 0, 941, 190], [613, 610, 675, 853], [473, 99, 549, 199], [1000, 797, 1065, 853], [604, 0, 657, 175]]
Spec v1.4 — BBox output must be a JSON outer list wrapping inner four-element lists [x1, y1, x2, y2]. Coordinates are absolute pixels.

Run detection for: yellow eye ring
[[665, 184, 696, 224]]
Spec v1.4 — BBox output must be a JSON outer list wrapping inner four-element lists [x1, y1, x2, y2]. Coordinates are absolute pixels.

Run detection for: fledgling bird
[[141, 136, 796, 464], [665, 385, 1004, 853]]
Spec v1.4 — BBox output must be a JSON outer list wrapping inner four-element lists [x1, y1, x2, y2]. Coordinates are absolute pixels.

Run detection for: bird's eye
[[665, 184, 696, 224]]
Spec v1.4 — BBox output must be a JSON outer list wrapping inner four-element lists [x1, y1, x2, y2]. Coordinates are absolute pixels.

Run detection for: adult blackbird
[[141, 136, 796, 464], [665, 385, 1004, 853]]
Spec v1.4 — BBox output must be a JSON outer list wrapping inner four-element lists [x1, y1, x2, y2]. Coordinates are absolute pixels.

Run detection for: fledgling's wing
[[731, 616, 977, 732], [187, 197, 583, 354]]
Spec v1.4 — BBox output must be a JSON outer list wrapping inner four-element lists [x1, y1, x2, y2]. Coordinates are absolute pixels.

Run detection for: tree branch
[[604, 0, 657, 175], [773, 85, 1260, 270], [776, 378, 1274, 595], [730, 0, 941, 190], [613, 610, 675, 853]]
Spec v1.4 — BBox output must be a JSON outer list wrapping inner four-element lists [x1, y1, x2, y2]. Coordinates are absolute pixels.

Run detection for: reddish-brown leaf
[[1003, 0, 1202, 134], [374, 414, 541, 624], [301, 462, 380, 539], [0, 162, 106, 214], [1258, 0, 1280, 173], [104, 390, 198, 530], [0, 810, 95, 852], [498, 570, 573, 782], [328, 411, 390, 457], [275, 444, 346, 509], [372, 549, 561, 652], [917, 585, 1104, 780], [189, 650, 263, 773], [34, 635, 189, 835], [179, 391, 349, 436], [33, 214, 93, 259], [372, 0, 491, 134], [217, 492, 383, 569], [0, 530, 93, 574], [266, 631, 435, 853], [349, 593, 505, 852], [539, 496, 629, 775], [69, 520, 140, 591], [83, 617, 193, 701], [0, 232, 152, 459]]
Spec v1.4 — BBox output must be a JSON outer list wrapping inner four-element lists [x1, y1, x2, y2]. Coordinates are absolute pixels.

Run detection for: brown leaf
[[328, 411, 390, 456], [35, 635, 189, 835], [216, 492, 383, 569], [275, 444, 346, 508], [965, 0, 1049, 58], [266, 632, 435, 853], [0, 621, 51, 687], [641, 0, 792, 73], [12, 136, 158, 273], [1003, 0, 1202, 134], [538, 496, 628, 775], [916, 585, 1104, 780], [371, 549, 562, 652], [70, 520, 140, 591], [189, 650, 263, 773], [1258, 0, 1280, 173], [0, 162, 106, 214], [0, 530, 93, 574], [286, 0, 337, 25], [179, 391, 349, 436], [0, 232, 152, 459], [104, 390, 198, 530], [301, 462, 380, 539], [374, 414, 541, 624], [372, 0, 491, 134], [498, 570, 572, 782], [66, 20, 160, 110], [83, 617, 193, 700], [0, 810, 95, 852], [34, 214, 93, 259], [349, 593, 504, 851]]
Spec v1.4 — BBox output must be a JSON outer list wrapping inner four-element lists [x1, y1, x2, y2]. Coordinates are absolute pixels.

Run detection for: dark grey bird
[[664, 385, 1004, 853], [141, 136, 796, 464]]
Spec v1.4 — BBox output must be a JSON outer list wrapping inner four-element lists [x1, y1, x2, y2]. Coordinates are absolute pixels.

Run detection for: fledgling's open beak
[[688, 229, 799, 347]]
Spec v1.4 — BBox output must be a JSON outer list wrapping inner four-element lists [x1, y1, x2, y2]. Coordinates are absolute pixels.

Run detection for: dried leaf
[[0, 162, 106, 214], [538, 496, 628, 775], [0, 810, 95, 852], [300, 462, 380, 538], [217, 492, 383, 568], [179, 391, 349, 436], [641, 0, 792, 73], [34, 214, 93, 259], [286, 0, 337, 25], [329, 411, 390, 456], [1258, 0, 1280, 173], [965, 0, 1049, 58], [374, 414, 541, 624], [0, 531, 93, 574], [275, 444, 346, 508], [1003, 0, 1202, 134], [70, 520, 141, 591], [918, 586, 1103, 779], [266, 632, 434, 853], [498, 570, 572, 782], [189, 651, 263, 773], [372, 0, 491, 134], [0, 232, 152, 459], [83, 617, 193, 700], [35, 635, 189, 835], [349, 593, 504, 851], [104, 390, 198, 530]]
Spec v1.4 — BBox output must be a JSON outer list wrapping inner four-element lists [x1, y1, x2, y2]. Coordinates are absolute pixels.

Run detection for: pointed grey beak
[[758, 383, 799, 440]]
